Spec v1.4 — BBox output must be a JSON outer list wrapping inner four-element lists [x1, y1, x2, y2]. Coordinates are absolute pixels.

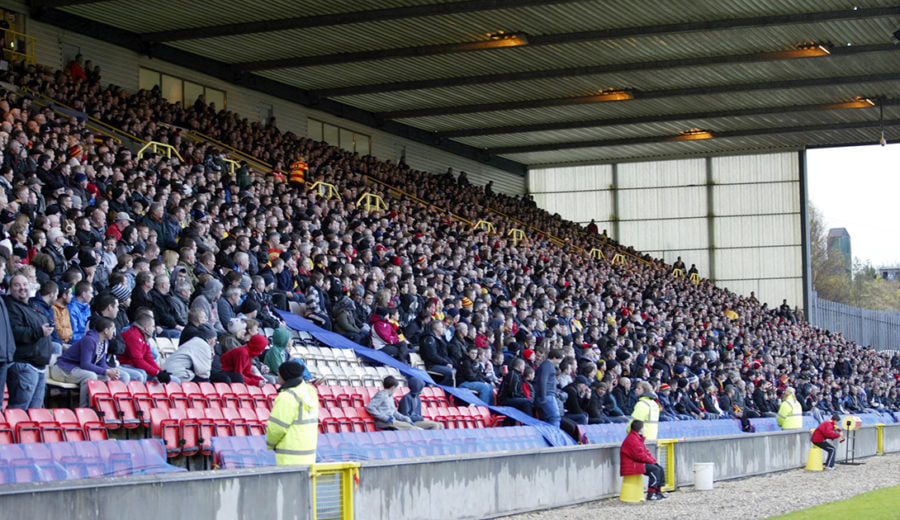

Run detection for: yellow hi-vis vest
[[776, 395, 803, 430], [629, 395, 660, 440], [266, 383, 319, 465]]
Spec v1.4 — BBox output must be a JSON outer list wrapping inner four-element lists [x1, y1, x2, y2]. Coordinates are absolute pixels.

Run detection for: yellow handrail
[[222, 158, 241, 174], [22, 86, 144, 144], [690, 273, 701, 285], [137, 141, 183, 161], [356, 192, 387, 212], [672, 268, 685, 278], [2, 29, 36, 65], [508, 228, 525, 245], [589, 248, 605, 260], [363, 175, 473, 226], [309, 181, 341, 200], [612, 253, 627, 266], [473, 220, 495, 233]]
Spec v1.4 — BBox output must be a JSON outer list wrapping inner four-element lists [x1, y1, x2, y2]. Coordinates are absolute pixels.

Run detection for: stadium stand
[[0, 53, 897, 484]]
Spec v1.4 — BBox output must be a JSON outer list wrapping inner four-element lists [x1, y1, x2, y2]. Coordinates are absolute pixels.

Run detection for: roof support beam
[[234, 5, 900, 71], [440, 98, 900, 138], [313, 43, 896, 98], [488, 119, 900, 155], [28, 0, 107, 7], [142, 0, 582, 43], [379, 72, 900, 119]]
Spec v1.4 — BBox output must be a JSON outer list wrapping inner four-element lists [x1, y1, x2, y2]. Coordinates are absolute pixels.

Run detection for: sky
[[807, 143, 900, 268]]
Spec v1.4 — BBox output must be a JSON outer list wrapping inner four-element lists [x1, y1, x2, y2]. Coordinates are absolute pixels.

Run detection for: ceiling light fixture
[[486, 31, 529, 47], [579, 89, 633, 103], [822, 96, 876, 109], [760, 41, 831, 59], [669, 128, 714, 141]]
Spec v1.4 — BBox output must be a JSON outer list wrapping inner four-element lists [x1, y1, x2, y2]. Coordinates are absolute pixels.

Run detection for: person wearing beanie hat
[[220, 334, 269, 386], [267, 360, 320, 465]]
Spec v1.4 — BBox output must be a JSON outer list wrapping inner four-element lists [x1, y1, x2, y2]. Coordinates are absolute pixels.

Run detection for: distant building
[[826, 228, 852, 273], [880, 267, 900, 280]]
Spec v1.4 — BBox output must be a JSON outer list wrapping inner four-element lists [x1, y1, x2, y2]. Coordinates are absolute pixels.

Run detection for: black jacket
[[4, 295, 52, 367], [420, 332, 452, 367], [149, 289, 183, 328], [498, 369, 529, 403], [457, 356, 488, 384], [0, 297, 16, 363]]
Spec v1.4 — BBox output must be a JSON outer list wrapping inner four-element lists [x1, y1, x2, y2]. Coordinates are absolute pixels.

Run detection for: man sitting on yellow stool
[[811, 413, 843, 470], [620, 419, 667, 501]]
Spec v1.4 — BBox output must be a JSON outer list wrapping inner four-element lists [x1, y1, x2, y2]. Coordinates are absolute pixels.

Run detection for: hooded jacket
[[163, 336, 213, 382], [369, 312, 399, 350], [191, 278, 225, 333], [397, 377, 426, 422], [263, 328, 293, 375], [332, 297, 361, 339], [52, 301, 73, 344], [68, 298, 91, 343], [220, 334, 267, 386]]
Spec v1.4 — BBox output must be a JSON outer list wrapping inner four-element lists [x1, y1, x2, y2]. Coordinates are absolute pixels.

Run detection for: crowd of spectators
[[0, 57, 897, 442]]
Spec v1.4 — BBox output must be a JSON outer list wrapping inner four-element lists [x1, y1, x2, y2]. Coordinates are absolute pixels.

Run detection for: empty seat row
[[0, 408, 107, 444], [307, 363, 406, 388], [317, 427, 549, 462], [211, 435, 274, 469], [149, 406, 270, 458], [318, 404, 499, 434], [0, 439, 182, 484], [87, 380, 278, 429]]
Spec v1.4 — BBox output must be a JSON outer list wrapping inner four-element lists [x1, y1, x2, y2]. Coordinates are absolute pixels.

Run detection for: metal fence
[[808, 291, 900, 350]]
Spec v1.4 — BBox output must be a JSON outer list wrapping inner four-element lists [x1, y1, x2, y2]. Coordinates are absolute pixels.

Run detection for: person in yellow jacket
[[776, 386, 803, 430], [266, 361, 319, 465], [629, 381, 660, 441]]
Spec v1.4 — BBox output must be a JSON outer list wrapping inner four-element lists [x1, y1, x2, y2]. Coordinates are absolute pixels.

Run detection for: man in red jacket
[[620, 419, 667, 501], [811, 413, 843, 470], [220, 334, 268, 386]]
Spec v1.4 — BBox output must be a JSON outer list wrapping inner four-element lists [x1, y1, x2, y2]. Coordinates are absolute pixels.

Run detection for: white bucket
[[693, 462, 714, 490]]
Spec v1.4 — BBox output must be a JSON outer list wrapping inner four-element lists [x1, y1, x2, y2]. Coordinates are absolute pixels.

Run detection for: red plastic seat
[[222, 408, 249, 436], [317, 408, 329, 434], [246, 385, 269, 409], [150, 408, 177, 456], [239, 408, 264, 435], [107, 380, 141, 429], [172, 408, 200, 457], [329, 407, 353, 433], [432, 387, 449, 406], [187, 407, 215, 456], [456, 406, 479, 429], [145, 381, 171, 407], [255, 407, 270, 424], [0, 414, 14, 444], [87, 379, 121, 429], [354, 406, 377, 432], [182, 382, 208, 408], [475, 406, 501, 427], [27, 408, 65, 443], [215, 383, 240, 409], [74, 408, 108, 441], [261, 384, 278, 408], [204, 407, 233, 437], [51, 408, 86, 442], [165, 382, 189, 410], [320, 407, 341, 434], [5, 408, 43, 443], [317, 385, 337, 408], [230, 383, 256, 409], [333, 385, 353, 409], [435, 406, 456, 429], [198, 382, 223, 409], [127, 381, 155, 426], [342, 407, 366, 433]]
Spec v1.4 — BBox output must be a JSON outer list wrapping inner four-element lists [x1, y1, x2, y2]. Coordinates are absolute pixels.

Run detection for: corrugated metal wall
[[530, 152, 803, 308], [809, 292, 900, 350], [19, 15, 525, 195]]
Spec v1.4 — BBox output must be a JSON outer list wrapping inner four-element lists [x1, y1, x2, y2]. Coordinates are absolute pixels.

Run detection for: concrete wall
[[0, 466, 312, 520], [2, 425, 897, 520]]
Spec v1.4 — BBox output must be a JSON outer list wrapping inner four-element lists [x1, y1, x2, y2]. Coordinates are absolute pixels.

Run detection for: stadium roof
[[28, 0, 900, 175]]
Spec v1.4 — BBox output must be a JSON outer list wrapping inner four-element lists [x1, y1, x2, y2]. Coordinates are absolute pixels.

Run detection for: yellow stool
[[620, 474, 645, 502], [805, 445, 823, 471]]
